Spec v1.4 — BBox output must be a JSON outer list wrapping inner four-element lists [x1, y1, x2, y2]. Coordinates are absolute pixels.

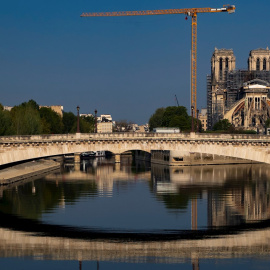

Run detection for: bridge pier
[[115, 154, 121, 163], [74, 153, 81, 163]]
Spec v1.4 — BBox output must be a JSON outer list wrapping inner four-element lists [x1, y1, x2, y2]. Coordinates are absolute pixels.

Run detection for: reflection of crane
[[81, 5, 235, 113]]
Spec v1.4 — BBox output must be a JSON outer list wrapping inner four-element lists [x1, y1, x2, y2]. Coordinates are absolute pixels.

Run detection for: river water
[[1, 156, 270, 269]]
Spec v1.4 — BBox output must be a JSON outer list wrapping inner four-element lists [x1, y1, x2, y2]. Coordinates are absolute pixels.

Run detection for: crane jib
[[81, 5, 236, 114]]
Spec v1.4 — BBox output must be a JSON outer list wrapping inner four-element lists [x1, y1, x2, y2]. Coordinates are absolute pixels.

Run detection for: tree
[[169, 115, 190, 131], [213, 119, 232, 131], [11, 101, 42, 135], [149, 106, 192, 131], [39, 107, 64, 134], [162, 106, 188, 127], [62, 112, 77, 133], [80, 115, 95, 133], [149, 108, 165, 131], [0, 110, 14, 135], [115, 120, 134, 132]]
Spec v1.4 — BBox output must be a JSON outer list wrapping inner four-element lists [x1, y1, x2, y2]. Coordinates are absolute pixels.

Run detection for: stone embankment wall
[[0, 159, 60, 185]]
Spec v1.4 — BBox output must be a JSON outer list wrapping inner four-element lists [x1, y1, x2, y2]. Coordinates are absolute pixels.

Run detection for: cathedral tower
[[248, 48, 270, 71]]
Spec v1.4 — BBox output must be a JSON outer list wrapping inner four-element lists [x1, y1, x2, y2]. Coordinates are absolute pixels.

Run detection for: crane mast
[[81, 5, 235, 113]]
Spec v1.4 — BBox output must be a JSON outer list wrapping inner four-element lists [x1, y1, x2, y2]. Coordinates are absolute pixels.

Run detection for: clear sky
[[0, 0, 268, 124]]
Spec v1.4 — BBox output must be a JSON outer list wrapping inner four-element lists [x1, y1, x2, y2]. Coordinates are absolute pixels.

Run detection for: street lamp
[[77, 105, 80, 133], [95, 109, 97, 133], [197, 109, 199, 132], [191, 106, 194, 132]]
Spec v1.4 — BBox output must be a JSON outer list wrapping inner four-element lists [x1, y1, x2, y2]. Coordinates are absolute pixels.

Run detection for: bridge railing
[[0, 132, 269, 142]]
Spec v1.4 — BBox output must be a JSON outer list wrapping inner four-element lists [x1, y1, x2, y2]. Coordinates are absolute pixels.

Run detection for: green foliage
[[62, 112, 77, 133], [162, 106, 188, 127], [0, 110, 14, 135], [213, 119, 232, 131], [80, 116, 95, 133], [149, 106, 197, 132], [11, 102, 42, 135], [149, 108, 165, 131], [0, 178, 98, 219], [62, 112, 95, 133], [81, 115, 95, 133], [40, 107, 63, 134], [0, 100, 97, 135]]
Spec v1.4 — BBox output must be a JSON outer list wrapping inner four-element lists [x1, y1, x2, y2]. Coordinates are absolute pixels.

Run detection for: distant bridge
[[0, 132, 270, 165]]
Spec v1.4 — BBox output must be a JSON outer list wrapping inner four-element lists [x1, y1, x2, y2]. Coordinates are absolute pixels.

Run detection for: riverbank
[[0, 159, 60, 185]]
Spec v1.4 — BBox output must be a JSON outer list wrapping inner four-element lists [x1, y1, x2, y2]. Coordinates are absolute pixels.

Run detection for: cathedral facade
[[207, 47, 270, 133]]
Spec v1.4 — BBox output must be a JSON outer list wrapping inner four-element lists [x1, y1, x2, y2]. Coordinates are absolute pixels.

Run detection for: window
[[219, 58, 223, 70], [225, 57, 229, 69], [263, 58, 267, 70], [256, 58, 260, 71], [219, 57, 223, 80]]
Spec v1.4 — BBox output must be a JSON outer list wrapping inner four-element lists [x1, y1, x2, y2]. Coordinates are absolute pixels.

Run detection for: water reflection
[[0, 159, 270, 265], [1, 159, 270, 230], [152, 163, 270, 227]]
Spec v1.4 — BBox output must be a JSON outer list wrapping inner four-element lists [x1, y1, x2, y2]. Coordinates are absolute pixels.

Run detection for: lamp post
[[197, 109, 199, 132], [76, 106, 80, 133], [191, 106, 194, 132], [95, 109, 97, 133]]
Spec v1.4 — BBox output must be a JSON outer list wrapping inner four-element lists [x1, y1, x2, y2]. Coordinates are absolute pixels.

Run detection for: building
[[80, 113, 93, 118], [198, 108, 208, 131], [97, 114, 113, 133], [39, 105, 64, 117], [97, 115, 112, 122], [207, 47, 270, 132], [3, 106, 13, 111], [4, 105, 64, 117]]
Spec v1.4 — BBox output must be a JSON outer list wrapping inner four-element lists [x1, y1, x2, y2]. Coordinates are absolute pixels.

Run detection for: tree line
[[148, 106, 258, 133], [0, 100, 95, 135], [148, 106, 200, 132]]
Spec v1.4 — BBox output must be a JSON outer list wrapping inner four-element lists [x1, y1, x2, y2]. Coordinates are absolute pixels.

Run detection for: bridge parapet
[[0, 132, 270, 143]]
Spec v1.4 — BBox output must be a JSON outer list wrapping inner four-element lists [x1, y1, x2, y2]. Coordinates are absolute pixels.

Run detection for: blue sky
[[0, 0, 269, 124]]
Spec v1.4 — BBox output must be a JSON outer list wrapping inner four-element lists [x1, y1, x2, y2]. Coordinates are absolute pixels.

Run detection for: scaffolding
[[206, 74, 212, 130], [226, 70, 270, 110], [207, 69, 270, 129]]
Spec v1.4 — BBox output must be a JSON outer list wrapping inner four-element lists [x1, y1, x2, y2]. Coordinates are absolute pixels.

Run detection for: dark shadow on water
[[1, 210, 270, 242]]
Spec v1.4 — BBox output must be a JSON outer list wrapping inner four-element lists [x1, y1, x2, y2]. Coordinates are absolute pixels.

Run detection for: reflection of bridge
[[1, 214, 270, 262], [1, 132, 270, 165], [1, 161, 270, 262], [45, 164, 150, 195]]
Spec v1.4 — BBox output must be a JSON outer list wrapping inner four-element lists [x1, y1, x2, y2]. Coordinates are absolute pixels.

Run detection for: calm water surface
[[1, 156, 270, 269]]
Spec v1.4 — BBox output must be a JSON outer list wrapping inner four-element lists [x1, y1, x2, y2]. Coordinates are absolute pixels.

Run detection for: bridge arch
[[0, 133, 270, 165]]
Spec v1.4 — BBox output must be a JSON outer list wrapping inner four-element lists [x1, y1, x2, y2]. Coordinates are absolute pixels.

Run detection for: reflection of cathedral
[[151, 163, 270, 227], [207, 47, 270, 132], [208, 180, 270, 227]]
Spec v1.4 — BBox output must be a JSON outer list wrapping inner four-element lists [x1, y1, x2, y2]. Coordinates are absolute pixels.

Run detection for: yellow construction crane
[[81, 5, 236, 113]]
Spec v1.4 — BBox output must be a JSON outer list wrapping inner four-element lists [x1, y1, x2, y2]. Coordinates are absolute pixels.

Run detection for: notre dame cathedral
[[207, 47, 270, 133]]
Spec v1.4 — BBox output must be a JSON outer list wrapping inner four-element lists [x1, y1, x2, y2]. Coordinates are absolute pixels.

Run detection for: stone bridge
[[0, 132, 270, 165]]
